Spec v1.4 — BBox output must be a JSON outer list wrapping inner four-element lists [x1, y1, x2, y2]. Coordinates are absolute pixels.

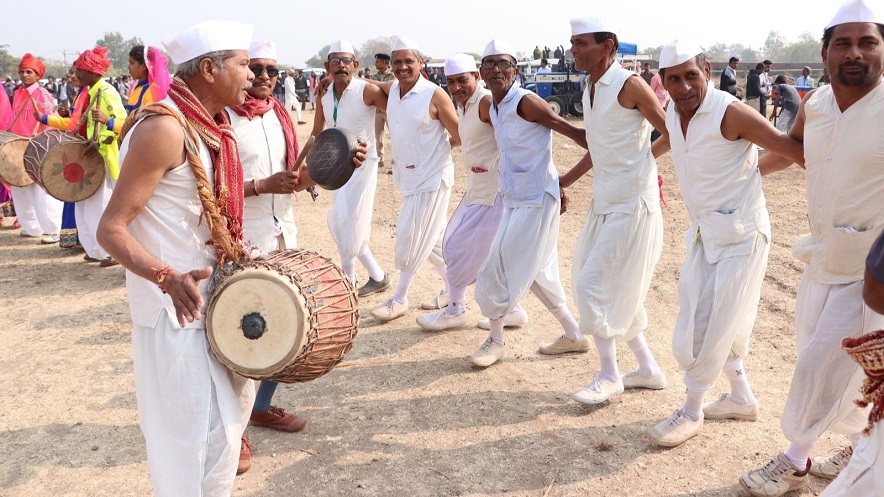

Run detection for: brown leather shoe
[[249, 406, 307, 433], [237, 435, 251, 475]]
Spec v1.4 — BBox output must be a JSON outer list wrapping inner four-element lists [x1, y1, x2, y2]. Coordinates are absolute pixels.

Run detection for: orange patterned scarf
[[842, 329, 884, 435]]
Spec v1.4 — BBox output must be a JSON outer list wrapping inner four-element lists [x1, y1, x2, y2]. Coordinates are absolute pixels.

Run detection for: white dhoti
[[572, 202, 663, 341], [781, 276, 883, 445], [672, 234, 770, 389], [818, 425, 884, 497], [476, 193, 566, 319], [394, 183, 451, 273], [133, 318, 255, 497], [443, 193, 504, 289], [328, 159, 379, 260], [74, 177, 113, 259], [10, 183, 63, 236]]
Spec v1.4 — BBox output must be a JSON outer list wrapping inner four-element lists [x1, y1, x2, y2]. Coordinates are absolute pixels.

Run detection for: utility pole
[[62, 50, 80, 66]]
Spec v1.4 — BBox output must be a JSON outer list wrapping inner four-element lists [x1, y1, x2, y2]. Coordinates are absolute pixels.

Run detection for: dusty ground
[[0, 108, 846, 497]]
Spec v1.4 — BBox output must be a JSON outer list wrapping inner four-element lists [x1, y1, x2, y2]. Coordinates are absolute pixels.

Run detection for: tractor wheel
[[570, 100, 584, 117], [545, 96, 566, 116]]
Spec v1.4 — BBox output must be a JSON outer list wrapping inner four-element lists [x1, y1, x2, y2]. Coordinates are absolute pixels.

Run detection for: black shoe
[[358, 274, 391, 297]]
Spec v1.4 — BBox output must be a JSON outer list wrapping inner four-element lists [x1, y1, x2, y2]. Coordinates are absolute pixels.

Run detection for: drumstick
[[294, 136, 319, 200], [91, 89, 103, 142]]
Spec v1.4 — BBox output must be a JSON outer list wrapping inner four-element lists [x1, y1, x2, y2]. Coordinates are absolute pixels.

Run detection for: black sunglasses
[[250, 66, 280, 78]]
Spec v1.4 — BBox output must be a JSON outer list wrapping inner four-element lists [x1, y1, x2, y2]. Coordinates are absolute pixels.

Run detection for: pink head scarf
[[145, 46, 171, 101]]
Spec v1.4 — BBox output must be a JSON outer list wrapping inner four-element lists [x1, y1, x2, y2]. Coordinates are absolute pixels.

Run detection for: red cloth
[[231, 95, 299, 171], [18, 53, 45, 78], [167, 78, 245, 244], [75, 47, 112, 76]]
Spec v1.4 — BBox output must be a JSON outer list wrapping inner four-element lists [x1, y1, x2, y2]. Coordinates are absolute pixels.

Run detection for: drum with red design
[[23, 129, 106, 202], [0, 131, 34, 187]]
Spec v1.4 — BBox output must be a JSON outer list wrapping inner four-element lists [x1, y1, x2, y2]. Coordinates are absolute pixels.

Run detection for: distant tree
[[96, 32, 144, 71], [763, 31, 786, 60], [0, 45, 20, 79], [358, 36, 400, 67], [305, 45, 331, 69], [644, 45, 664, 62], [778, 32, 823, 63]]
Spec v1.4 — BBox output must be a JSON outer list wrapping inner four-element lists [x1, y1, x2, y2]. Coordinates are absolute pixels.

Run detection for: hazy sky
[[6, 0, 835, 68]]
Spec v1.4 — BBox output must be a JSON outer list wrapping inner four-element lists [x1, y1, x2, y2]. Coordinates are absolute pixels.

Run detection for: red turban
[[19, 53, 46, 78], [75, 47, 112, 76]]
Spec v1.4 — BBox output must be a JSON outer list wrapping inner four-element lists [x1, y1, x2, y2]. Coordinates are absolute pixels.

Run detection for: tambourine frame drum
[[306, 127, 357, 190], [23, 129, 106, 202], [206, 249, 359, 383], [0, 131, 34, 187]]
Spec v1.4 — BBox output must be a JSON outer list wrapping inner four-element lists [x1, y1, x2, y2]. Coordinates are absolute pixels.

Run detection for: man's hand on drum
[[259, 170, 300, 194], [56, 104, 69, 118], [165, 266, 213, 327]]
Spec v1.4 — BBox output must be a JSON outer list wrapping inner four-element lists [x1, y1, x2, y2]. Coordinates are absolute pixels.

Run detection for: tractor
[[525, 68, 587, 117]]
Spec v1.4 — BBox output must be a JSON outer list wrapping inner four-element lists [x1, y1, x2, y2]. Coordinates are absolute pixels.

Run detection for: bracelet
[[151, 265, 173, 294], [252, 178, 260, 196], [41, 114, 48, 125]]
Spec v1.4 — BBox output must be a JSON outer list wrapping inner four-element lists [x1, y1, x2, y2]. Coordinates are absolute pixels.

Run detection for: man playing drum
[[9, 53, 62, 244], [416, 54, 528, 332], [97, 21, 257, 496], [311, 40, 391, 298], [69, 46, 125, 267]]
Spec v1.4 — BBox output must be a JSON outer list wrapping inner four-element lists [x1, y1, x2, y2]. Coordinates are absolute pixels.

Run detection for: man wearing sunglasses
[[312, 40, 392, 298]]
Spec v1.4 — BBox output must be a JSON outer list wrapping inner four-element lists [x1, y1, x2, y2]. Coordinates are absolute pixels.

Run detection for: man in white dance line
[[469, 39, 587, 367], [416, 53, 527, 331]]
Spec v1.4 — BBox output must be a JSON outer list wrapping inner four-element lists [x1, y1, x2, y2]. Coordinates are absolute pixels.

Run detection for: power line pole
[[62, 50, 80, 66]]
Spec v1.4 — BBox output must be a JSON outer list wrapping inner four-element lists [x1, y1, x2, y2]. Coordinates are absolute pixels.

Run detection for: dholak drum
[[0, 131, 34, 187], [23, 129, 106, 202], [206, 249, 359, 383], [306, 127, 357, 190]]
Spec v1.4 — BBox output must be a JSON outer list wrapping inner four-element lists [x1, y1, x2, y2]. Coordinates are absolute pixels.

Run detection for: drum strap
[[9, 94, 40, 135]]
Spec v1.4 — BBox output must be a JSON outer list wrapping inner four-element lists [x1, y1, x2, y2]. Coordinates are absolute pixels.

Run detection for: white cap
[[826, 0, 882, 29], [659, 40, 704, 69], [249, 40, 276, 60], [162, 20, 253, 65], [444, 54, 478, 76], [570, 16, 613, 36], [482, 39, 516, 59], [392, 37, 420, 53], [328, 40, 355, 56]]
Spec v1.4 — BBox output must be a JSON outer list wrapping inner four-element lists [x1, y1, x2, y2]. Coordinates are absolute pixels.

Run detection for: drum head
[[0, 132, 33, 187], [306, 127, 357, 190], [37, 142, 106, 202], [207, 266, 310, 377]]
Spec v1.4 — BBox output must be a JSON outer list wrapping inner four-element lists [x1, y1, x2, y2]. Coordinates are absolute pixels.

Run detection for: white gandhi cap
[[328, 40, 356, 56], [826, 0, 883, 29], [444, 54, 478, 76], [482, 39, 516, 59], [162, 20, 253, 65], [659, 40, 704, 69], [248, 40, 276, 60], [570, 16, 614, 36], [392, 37, 421, 53]]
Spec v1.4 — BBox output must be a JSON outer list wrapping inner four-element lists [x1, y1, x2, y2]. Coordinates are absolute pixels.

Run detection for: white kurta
[[573, 61, 663, 341], [476, 84, 566, 318], [782, 84, 884, 444], [666, 83, 772, 389], [321, 78, 380, 261], [818, 425, 884, 496], [120, 99, 255, 496], [74, 177, 113, 259]]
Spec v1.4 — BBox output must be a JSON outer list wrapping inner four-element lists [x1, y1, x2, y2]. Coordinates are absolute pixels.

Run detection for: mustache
[[335, 70, 348, 75], [241, 82, 253, 90]]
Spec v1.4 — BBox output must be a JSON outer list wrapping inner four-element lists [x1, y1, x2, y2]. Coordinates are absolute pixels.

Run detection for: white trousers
[[819, 425, 884, 497], [442, 194, 504, 289], [673, 234, 769, 389], [329, 159, 378, 260], [476, 193, 566, 319], [74, 177, 113, 259], [781, 276, 883, 445], [133, 318, 255, 497], [572, 202, 663, 341], [10, 183, 62, 236], [394, 184, 451, 273]]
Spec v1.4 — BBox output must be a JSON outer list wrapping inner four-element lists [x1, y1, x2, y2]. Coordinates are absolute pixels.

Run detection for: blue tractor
[[526, 70, 587, 117]]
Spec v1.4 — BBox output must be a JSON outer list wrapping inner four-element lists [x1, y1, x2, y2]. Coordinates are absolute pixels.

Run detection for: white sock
[[785, 440, 816, 470], [433, 263, 450, 295], [341, 257, 356, 284], [627, 332, 663, 378], [445, 302, 465, 316], [392, 271, 415, 304], [594, 336, 619, 382], [357, 245, 385, 282], [489, 319, 505, 345], [681, 386, 705, 421], [448, 285, 467, 308], [724, 355, 757, 405], [549, 305, 582, 341]]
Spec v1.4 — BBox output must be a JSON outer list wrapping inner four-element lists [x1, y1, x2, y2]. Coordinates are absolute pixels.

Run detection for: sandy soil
[[0, 108, 845, 497]]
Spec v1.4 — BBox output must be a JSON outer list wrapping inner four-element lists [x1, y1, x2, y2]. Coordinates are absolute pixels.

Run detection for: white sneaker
[[538, 335, 590, 355], [703, 393, 759, 421], [648, 409, 704, 447], [420, 290, 449, 310], [416, 309, 467, 331], [739, 453, 809, 496], [572, 374, 624, 404], [477, 308, 529, 329], [469, 338, 505, 367], [809, 446, 852, 480], [621, 369, 667, 390], [41, 233, 60, 244], [369, 299, 408, 321]]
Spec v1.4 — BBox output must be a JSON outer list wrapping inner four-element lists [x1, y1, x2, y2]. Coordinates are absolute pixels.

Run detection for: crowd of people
[[0, 0, 882, 495]]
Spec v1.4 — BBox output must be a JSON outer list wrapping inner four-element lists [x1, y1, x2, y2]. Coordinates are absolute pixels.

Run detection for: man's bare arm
[[363, 83, 388, 112], [431, 87, 461, 147], [517, 93, 588, 149], [621, 75, 667, 137], [560, 152, 594, 188]]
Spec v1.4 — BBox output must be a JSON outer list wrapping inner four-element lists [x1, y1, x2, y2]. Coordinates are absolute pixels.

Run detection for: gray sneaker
[[358, 274, 391, 297], [809, 446, 852, 480], [739, 453, 809, 497]]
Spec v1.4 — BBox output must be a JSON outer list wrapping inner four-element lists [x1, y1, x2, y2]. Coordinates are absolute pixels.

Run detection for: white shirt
[[759, 71, 771, 97], [796, 75, 814, 87], [458, 85, 500, 206], [320, 77, 377, 159], [537, 66, 552, 74]]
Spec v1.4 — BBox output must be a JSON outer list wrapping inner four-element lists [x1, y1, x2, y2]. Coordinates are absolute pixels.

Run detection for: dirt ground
[[0, 108, 847, 497]]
